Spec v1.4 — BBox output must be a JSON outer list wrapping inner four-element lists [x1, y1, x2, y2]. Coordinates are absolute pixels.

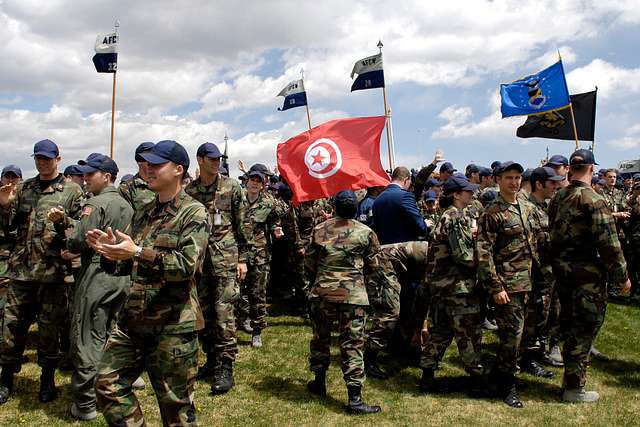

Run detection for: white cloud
[[432, 106, 517, 140], [567, 59, 640, 99]]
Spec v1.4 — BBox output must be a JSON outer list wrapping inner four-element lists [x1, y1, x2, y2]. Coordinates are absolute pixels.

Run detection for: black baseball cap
[[1, 165, 22, 178], [439, 162, 456, 173], [135, 142, 155, 162], [140, 140, 190, 169], [32, 139, 59, 158], [569, 149, 598, 165], [77, 153, 119, 175], [497, 161, 524, 175], [546, 154, 569, 167], [442, 175, 479, 194], [197, 142, 227, 159]]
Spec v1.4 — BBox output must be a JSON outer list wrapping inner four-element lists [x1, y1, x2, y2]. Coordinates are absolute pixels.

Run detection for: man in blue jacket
[[372, 167, 428, 244]]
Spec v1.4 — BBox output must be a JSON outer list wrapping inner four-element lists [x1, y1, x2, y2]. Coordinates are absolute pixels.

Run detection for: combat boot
[[38, 366, 58, 403], [548, 344, 564, 365], [197, 357, 217, 380], [590, 346, 609, 362], [364, 349, 389, 380], [418, 368, 436, 394], [468, 374, 490, 398], [562, 387, 600, 403], [346, 385, 381, 415], [500, 373, 523, 408], [307, 369, 327, 396], [211, 359, 234, 394], [482, 317, 498, 331], [521, 359, 555, 378], [0, 367, 15, 404]]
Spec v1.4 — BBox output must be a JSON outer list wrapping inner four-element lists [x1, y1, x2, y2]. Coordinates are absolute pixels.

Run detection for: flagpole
[[591, 86, 598, 153], [568, 103, 580, 150], [378, 40, 395, 170], [109, 20, 119, 158], [301, 69, 312, 130]]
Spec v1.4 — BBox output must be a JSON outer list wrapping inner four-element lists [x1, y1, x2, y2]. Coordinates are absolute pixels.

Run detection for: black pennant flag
[[516, 90, 596, 141]]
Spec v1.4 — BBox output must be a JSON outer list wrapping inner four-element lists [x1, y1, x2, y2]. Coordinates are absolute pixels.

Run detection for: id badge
[[214, 210, 222, 226]]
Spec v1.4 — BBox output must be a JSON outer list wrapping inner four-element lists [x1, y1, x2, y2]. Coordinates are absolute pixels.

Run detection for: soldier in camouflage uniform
[[419, 175, 485, 396], [118, 142, 156, 211], [477, 161, 542, 408], [0, 140, 83, 405], [49, 154, 134, 421], [88, 140, 210, 426], [0, 166, 20, 331], [305, 189, 381, 415], [627, 182, 640, 298], [185, 142, 251, 394], [548, 149, 630, 403], [239, 168, 284, 348], [519, 167, 564, 378]]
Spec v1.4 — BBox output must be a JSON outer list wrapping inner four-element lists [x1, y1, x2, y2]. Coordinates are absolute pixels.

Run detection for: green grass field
[[1, 301, 639, 426]]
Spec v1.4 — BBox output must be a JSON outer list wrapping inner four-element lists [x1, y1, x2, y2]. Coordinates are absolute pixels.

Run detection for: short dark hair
[[391, 166, 411, 181], [570, 164, 590, 174], [604, 168, 617, 177]]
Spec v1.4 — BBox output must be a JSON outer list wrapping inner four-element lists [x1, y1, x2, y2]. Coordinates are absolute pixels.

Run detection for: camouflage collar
[[149, 190, 188, 218], [30, 173, 65, 193]]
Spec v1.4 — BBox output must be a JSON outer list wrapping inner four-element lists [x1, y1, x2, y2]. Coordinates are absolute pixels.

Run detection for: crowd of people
[[0, 138, 638, 425]]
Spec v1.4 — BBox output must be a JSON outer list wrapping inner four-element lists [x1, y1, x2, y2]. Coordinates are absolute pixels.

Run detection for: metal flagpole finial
[[224, 131, 228, 142], [114, 19, 120, 33], [300, 68, 305, 80], [377, 40, 383, 51]]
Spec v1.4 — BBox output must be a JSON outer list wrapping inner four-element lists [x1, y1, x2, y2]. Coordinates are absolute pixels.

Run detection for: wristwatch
[[134, 245, 143, 259]]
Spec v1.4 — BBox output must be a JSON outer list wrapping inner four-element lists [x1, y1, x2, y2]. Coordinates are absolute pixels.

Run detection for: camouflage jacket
[[548, 181, 627, 284], [527, 193, 555, 286], [600, 186, 627, 213], [245, 191, 283, 265], [427, 206, 476, 297], [295, 201, 317, 247], [628, 194, 640, 244], [306, 217, 381, 306], [379, 241, 429, 286], [108, 190, 211, 334], [477, 193, 540, 294], [0, 174, 83, 283], [118, 173, 155, 212], [185, 174, 251, 276]]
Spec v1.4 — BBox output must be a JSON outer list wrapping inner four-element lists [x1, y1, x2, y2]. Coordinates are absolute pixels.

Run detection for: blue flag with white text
[[277, 79, 307, 111], [350, 53, 384, 91], [92, 33, 118, 73], [500, 61, 570, 117]]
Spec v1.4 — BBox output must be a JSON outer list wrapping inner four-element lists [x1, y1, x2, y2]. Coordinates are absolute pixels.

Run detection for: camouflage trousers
[[309, 301, 367, 387], [0, 278, 8, 333], [366, 277, 400, 352], [96, 326, 199, 427], [70, 275, 128, 412], [198, 273, 238, 362], [0, 280, 68, 368], [521, 274, 554, 355], [544, 287, 562, 346], [237, 262, 270, 332], [493, 292, 527, 375], [420, 294, 483, 375], [557, 280, 607, 389]]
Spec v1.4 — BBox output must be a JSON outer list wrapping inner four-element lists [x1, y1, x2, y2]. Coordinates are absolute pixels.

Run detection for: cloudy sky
[[1, 0, 639, 178]]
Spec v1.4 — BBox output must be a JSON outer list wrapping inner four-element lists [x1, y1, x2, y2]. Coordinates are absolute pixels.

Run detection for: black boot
[[307, 369, 327, 396], [590, 346, 609, 362], [197, 357, 217, 380], [418, 368, 436, 394], [211, 359, 235, 394], [38, 366, 58, 403], [346, 385, 381, 415], [521, 359, 555, 378], [468, 374, 490, 398], [364, 349, 389, 380], [500, 373, 523, 408], [0, 367, 15, 404]]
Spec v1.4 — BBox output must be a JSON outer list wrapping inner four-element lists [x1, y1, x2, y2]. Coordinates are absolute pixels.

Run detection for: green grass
[[1, 301, 639, 426]]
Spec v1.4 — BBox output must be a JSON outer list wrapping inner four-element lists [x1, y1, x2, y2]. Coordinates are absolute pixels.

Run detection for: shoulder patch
[[81, 205, 93, 217]]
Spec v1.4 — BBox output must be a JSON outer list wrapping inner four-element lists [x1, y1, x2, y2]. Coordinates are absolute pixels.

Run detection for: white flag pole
[[109, 20, 119, 158], [301, 69, 312, 130]]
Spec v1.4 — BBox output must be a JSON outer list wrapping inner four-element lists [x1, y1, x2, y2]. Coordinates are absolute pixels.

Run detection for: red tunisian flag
[[277, 116, 390, 204]]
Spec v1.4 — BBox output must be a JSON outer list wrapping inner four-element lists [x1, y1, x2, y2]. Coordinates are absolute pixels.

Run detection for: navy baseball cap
[[497, 161, 524, 175], [480, 189, 498, 204], [521, 168, 534, 182], [479, 167, 492, 178], [424, 190, 437, 202], [490, 161, 502, 170], [32, 139, 59, 158], [632, 173, 640, 181], [334, 189, 358, 217], [426, 178, 442, 188], [140, 140, 190, 169], [64, 165, 83, 176], [249, 163, 272, 176], [1, 165, 22, 178], [546, 154, 569, 167], [247, 170, 265, 181], [120, 173, 134, 184], [442, 175, 479, 194], [530, 167, 564, 185], [439, 162, 456, 173], [569, 149, 598, 165], [77, 153, 119, 175], [634, 181, 640, 190], [466, 164, 480, 174], [135, 142, 155, 162], [196, 142, 227, 159]]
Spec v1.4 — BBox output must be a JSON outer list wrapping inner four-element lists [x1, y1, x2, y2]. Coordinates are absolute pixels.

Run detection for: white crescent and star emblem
[[304, 138, 342, 179]]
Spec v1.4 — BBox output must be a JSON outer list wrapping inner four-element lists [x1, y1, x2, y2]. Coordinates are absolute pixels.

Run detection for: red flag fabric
[[277, 116, 390, 204]]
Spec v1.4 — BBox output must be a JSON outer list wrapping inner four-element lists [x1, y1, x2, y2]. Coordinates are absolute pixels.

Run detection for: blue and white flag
[[500, 61, 570, 118], [277, 79, 307, 111], [92, 33, 118, 73], [350, 53, 384, 92]]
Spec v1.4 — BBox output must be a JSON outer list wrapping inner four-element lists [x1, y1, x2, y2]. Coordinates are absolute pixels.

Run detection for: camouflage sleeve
[[138, 206, 212, 281], [118, 181, 133, 207], [363, 228, 382, 279], [232, 183, 252, 264], [446, 216, 475, 270], [67, 204, 102, 254], [304, 226, 319, 282], [414, 163, 437, 199], [476, 210, 504, 294], [592, 199, 628, 284]]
